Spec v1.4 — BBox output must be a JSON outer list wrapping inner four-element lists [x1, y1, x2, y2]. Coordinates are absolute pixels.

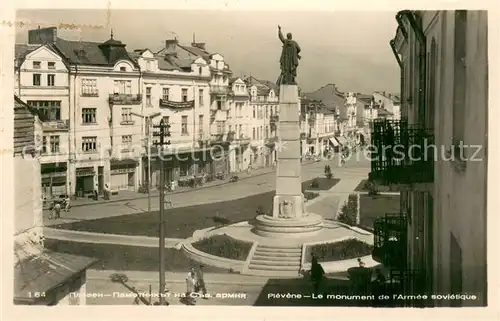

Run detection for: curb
[[70, 161, 317, 208]]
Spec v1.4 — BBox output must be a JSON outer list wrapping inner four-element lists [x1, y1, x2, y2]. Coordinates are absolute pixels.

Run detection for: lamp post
[[131, 112, 161, 213]]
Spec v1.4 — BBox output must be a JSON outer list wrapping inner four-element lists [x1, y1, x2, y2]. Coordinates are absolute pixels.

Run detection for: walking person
[[53, 201, 62, 219], [64, 195, 71, 212], [195, 265, 208, 299], [184, 269, 197, 305], [310, 255, 325, 296]]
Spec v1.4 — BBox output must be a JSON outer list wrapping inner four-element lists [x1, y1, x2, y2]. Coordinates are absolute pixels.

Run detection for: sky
[[15, 9, 400, 94]]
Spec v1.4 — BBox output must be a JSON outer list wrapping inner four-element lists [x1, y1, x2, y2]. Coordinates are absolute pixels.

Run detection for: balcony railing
[[270, 114, 279, 124], [265, 136, 279, 146], [108, 94, 142, 105], [210, 85, 229, 96], [211, 133, 230, 143], [42, 119, 70, 132], [372, 213, 407, 270], [159, 99, 195, 109], [369, 119, 434, 184], [236, 134, 251, 144]]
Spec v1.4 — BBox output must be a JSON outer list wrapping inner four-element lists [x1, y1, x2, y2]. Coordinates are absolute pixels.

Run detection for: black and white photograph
[[1, 1, 495, 317]]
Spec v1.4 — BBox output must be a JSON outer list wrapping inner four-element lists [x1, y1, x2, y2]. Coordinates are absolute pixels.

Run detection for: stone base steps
[[245, 244, 302, 277]]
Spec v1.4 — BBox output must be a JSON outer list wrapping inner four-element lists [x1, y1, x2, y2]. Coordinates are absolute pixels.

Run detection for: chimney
[[165, 38, 178, 53], [191, 42, 206, 50], [28, 26, 57, 45]]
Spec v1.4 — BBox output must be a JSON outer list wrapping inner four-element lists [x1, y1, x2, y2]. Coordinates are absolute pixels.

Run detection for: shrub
[[325, 172, 333, 180], [337, 194, 358, 226], [365, 181, 379, 196], [303, 191, 320, 201], [307, 239, 373, 263], [310, 178, 320, 189], [192, 234, 253, 261]]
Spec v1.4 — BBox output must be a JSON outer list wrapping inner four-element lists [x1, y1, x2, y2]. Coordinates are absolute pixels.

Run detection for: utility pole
[[152, 118, 171, 305], [131, 112, 160, 213]]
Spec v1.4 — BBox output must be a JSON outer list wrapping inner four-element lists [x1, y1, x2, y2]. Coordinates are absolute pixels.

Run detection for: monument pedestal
[[252, 84, 323, 238]]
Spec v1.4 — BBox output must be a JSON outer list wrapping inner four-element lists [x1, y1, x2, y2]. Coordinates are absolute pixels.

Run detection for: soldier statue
[[276, 25, 301, 86]]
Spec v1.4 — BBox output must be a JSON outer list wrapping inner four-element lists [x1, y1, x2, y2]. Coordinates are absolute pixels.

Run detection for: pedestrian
[[195, 264, 208, 298], [310, 255, 325, 296], [64, 195, 71, 212], [103, 184, 111, 200], [184, 269, 197, 305], [53, 201, 61, 219]]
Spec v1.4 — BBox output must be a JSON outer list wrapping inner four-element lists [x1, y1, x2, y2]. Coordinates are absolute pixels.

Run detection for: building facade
[[371, 10, 488, 307], [245, 77, 279, 169]]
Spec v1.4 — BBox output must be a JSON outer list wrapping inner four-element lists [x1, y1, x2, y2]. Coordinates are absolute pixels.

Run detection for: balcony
[[369, 119, 434, 185], [159, 99, 195, 109], [372, 213, 407, 270], [42, 119, 70, 132], [108, 93, 142, 105], [236, 134, 251, 145], [210, 85, 229, 96], [210, 132, 231, 144], [270, 114, 279, 124], [265, 136, 278, 146]]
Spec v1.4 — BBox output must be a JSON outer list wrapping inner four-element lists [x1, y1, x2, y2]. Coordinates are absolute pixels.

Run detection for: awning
[[14, 250, 97, 303], [110, 158, 138, 167], [336, 136, 348, 145], [329, 137, 340, 147]]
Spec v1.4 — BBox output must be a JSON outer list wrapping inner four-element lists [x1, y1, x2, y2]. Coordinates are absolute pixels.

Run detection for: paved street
[[45, 153, 369, 225]]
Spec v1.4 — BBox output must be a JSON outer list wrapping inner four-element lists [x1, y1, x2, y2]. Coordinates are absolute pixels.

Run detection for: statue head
[[286, 32, 292, 40]]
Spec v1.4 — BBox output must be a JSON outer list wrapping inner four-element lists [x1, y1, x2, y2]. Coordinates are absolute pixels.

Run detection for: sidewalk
[[68, 160, 317, 208]]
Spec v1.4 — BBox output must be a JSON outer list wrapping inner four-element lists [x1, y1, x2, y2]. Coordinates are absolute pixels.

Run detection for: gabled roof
[[377, 109, 393, 116], [245, 76, 277, 96], [304, 84, 345, 111], [52, 37, 138, 67]]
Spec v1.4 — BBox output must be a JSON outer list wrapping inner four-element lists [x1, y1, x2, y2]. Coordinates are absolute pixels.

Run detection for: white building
[[227, 77, 252, 172], [15, 43, 71, 199], [245, 77, 279, 168], [131, 44, 212, 187], [12, 96, 95, 305], [300, 98, 338, 156]]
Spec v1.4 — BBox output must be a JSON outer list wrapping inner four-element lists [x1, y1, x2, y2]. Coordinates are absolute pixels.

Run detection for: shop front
[[75, 166, 97, 197], [110, 158, 138, 191], [41, 162, 68, 199]]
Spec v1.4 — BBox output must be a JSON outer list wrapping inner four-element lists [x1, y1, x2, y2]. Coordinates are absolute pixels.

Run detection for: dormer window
[[33, 61, 41, 69]]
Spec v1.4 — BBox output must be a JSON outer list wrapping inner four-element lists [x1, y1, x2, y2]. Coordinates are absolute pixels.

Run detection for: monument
[[252, 26, 323, 238]]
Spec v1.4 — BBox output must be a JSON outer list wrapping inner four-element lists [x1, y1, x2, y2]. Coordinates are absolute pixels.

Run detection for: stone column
[[272, 85, 304, 219]]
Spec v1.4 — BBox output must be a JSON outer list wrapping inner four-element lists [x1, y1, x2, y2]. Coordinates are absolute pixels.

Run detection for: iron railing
[[108, 94, 142, 105], [372, 212, 407, 270], [369, 118, 434, 184]]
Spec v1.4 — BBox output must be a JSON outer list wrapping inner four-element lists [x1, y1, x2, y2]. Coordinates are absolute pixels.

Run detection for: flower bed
[[336, 194, 358, 226], [303, 191, 320, 201], [304, 239, 373, 263], [354, 179, 401, 193], [191, 234, 253, 261]]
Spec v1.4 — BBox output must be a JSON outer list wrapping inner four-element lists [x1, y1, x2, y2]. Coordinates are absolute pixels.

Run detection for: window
[[113, 80, 132, 94], [33, 74, 41, 86], [120, 67, 126, 72], [82, 136, 97, 152], [217, 100, 222, 110], [162, 88, 169, 101], [266, 106, 269, 118], [33, 61, 41, 69], [198, 115, 204, 134], [182, 88, 188, 102], [217, 121, 224, 134], [146, 87, 152, 106], [48, 62, 55, 69], [266, 126, 269, 138], [427, 38, 437, 129], [82, 108, 97, 124], [453, 10, 467, 146], [48, 136, 60, 153], [121, 108, 132, 123], [198, 89, 204, 106], [47, 74, 55, 86], [253, 106, 256, 118], [181, 116, 188, 135], [228, 125, 232, 133], [41, 136, 47, 154], [162, 116, 170, 124], [122, 135, 132, 144], [252, 127, 256, 140], [82, 79, 98, 96], [27, 100, 61, 120], [239, 124, 243, 137]]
